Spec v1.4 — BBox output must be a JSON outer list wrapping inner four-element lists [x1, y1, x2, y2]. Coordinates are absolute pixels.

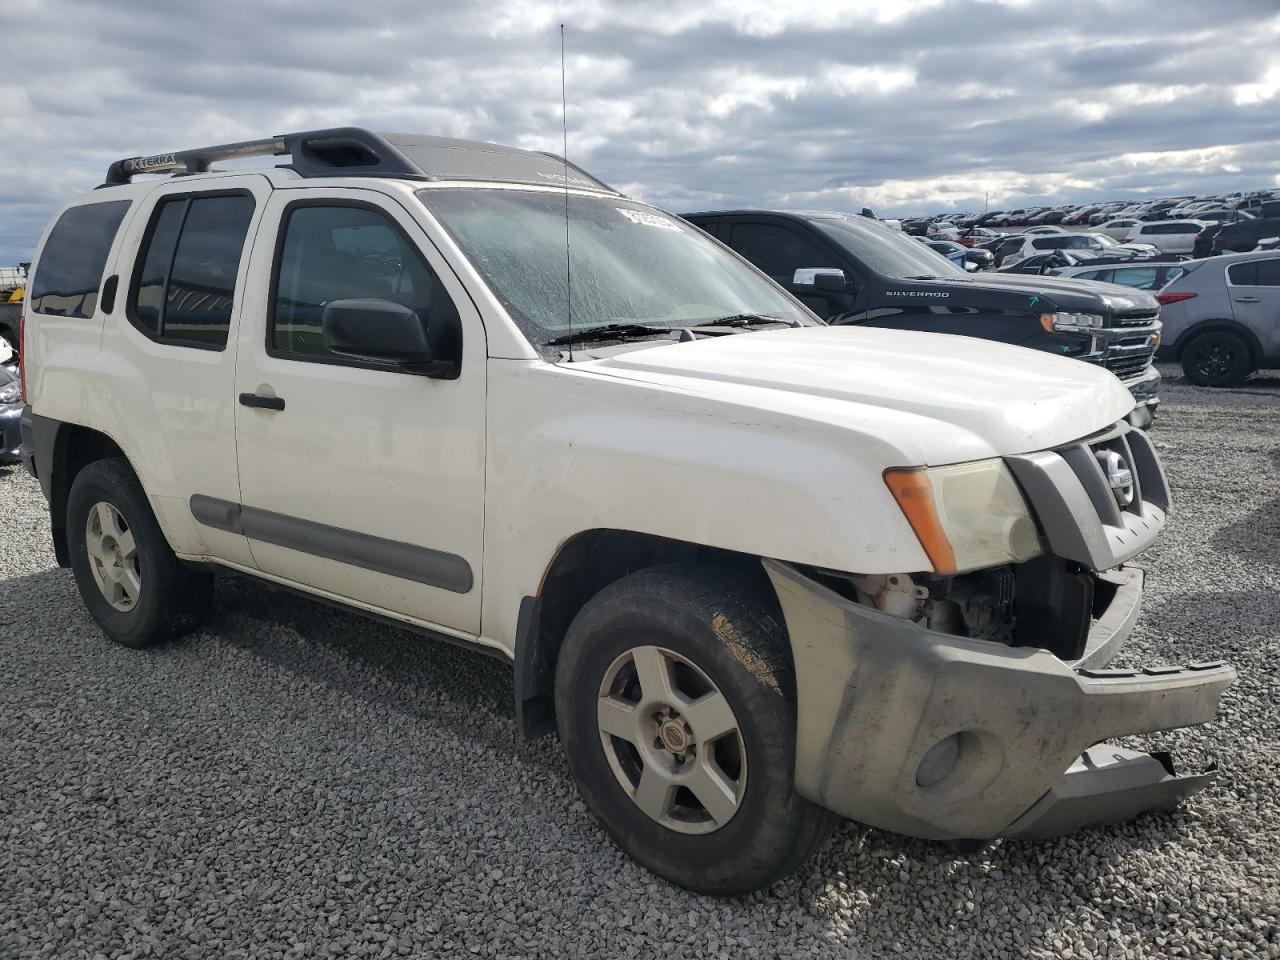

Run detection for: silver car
[[1155, 251, 1280, 386]]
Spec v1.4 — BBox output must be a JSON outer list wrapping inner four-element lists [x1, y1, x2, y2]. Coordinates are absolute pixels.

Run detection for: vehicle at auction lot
[[1125, 220, 1209, 254], [20, 129, 1233, 895], [1154, 251, 1280, 386], [684, 209, 1163, 419], [1052, 261, 1187, 291], [1211, 216, 1280, 255]]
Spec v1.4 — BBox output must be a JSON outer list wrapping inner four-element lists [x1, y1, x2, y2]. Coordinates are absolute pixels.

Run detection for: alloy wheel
[[596, 645, 747, 834], [84, 501, 141, 612]]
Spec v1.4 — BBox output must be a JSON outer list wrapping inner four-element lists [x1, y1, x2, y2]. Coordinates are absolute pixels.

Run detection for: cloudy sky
[[2, 0, 1278, 262]]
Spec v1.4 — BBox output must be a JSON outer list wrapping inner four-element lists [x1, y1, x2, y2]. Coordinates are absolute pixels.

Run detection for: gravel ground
[[2, 365, 1278, 959]]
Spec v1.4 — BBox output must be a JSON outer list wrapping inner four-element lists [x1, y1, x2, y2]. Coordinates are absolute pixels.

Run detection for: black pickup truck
[[684, 209, 1162, 423]]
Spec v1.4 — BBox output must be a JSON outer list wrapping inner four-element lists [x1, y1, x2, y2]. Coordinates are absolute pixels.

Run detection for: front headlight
[[0, 379, 20, 404], [884, 460, 1042, 574], [1040, 311, 1104, 332]]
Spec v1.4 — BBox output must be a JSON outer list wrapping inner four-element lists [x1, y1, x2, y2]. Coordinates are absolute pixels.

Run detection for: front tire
[[1181, 330, 1252, 387], [67, 458, 213, 648], [554, 564, 832, 896]]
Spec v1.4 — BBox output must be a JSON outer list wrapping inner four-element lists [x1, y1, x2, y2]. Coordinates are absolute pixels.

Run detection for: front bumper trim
[[763, 559, 1235, 842]]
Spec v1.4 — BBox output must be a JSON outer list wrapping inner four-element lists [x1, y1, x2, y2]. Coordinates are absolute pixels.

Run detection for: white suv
[[1125, 220, 1209, 254], [18, 129, 1234, 895]]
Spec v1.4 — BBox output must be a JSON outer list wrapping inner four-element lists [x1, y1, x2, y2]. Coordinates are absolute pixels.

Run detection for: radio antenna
[[560, 23, 573, 362]]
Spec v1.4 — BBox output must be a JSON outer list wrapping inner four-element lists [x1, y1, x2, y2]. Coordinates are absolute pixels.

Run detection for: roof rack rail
[[102, 128, 423, 186], [101, 127, 620, 195]]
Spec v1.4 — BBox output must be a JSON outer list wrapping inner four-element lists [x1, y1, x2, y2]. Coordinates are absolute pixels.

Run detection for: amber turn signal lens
[[1039, 312, 1056, 333], [883, 469, 958, 574]]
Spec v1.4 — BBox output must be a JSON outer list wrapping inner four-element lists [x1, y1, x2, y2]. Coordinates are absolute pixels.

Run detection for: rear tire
[[67, 458, 212, 648], [1181, 330, 1252, 387], [554, 563, 833, 896]]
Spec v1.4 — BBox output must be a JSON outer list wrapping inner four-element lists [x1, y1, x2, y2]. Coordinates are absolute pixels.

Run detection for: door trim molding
[[190, 495, 473, 594]]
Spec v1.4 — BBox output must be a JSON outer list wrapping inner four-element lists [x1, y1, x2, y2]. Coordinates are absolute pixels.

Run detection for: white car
[[1125, 220, 1209, 254], [1022, 225, 1069, 235], [1001, 231, 1155, 266], [17, 128, 1233, 896], [1099, 217, 1142, 240]]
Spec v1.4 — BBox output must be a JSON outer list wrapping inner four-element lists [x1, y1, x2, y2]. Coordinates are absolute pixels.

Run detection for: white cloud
[[1, 0, 1278, 261]]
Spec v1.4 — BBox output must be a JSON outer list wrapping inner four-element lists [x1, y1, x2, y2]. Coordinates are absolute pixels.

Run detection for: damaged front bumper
[[764, 559, 1234, 842]]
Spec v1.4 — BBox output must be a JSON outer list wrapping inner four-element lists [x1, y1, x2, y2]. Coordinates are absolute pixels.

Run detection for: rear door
[[1227, 257, 1280, 358], [229, 188, 487, 635], [100, 177, 269, 567]]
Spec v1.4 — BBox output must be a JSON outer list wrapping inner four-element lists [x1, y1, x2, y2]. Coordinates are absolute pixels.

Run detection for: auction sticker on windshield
[[617, 208, 681, 231]]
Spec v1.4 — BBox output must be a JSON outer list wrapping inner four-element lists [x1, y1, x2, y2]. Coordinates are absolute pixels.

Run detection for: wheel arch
[[37, 418, 135, 567], [512, 528, 778, 739], [1172, 318, 1262, 365]]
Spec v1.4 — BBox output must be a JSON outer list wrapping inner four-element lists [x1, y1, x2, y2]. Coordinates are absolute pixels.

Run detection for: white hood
[[583, 326, 1134, 463]]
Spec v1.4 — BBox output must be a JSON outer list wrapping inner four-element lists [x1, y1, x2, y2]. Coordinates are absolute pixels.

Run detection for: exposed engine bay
[[829, 554, 1112, 662]]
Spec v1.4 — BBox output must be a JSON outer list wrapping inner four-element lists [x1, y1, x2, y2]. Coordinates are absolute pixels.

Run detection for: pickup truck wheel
[[67, 458, 213, 648], [555, 564, 833, 896], [1181, 330, 1252, 387]]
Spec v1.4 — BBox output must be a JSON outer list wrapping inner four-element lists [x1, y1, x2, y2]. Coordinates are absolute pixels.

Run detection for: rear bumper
[[764, 559, 1234, 841]]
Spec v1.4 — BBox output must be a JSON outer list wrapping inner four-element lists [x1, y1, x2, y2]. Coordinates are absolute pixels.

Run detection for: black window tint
[[728, 223, 836, 284], [1228, 262, 1258, 285], [128, 193, 254, 348], [1254, 258, 1280, 286], [30, 200, 131, 318], [163, 196, 254, 346], [271, 204, 454, 363], [132, 199, 185, 334]]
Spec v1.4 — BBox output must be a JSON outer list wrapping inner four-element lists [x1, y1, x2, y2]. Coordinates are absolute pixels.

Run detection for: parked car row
[[903, 189, 1280, 235]]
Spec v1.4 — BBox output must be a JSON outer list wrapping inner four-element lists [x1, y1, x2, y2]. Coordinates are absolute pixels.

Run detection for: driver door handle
[[1232, 296, 1260, 303], [239, 392, 285, 411]]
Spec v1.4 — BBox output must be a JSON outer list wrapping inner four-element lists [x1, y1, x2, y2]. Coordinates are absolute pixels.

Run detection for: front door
[[230, 189, 487, 635]]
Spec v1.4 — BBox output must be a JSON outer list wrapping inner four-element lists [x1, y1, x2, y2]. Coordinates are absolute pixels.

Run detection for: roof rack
[[102, 127, 619, 194]]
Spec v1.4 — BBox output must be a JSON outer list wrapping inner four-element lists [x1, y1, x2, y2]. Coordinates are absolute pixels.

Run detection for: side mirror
[[964, 260, 979, 272], [792, 268, 848, 292], [322, 298, 453, 376]]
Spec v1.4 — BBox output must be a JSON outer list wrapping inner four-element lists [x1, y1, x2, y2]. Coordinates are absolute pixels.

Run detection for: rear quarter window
[[29, 200, 132, 318]]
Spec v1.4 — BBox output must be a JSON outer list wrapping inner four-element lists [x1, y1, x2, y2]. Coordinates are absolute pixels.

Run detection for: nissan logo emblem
[[1096, 450, 1135, 508]]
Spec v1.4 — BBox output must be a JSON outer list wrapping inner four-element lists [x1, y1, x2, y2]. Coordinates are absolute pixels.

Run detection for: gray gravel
[[2, 365, 1278, 959]]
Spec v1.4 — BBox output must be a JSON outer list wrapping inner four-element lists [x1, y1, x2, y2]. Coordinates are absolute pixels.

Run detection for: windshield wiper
[[690, 313, 800, 328], [543, 322, 673, 347]]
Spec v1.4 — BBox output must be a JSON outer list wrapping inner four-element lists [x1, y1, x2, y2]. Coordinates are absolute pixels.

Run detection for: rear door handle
[[239, 392, 285, 411], [1232, 296, 1260, 303]]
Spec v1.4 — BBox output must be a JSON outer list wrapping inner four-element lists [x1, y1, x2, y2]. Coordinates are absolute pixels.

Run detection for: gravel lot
[[2, 365, 1278, 960]]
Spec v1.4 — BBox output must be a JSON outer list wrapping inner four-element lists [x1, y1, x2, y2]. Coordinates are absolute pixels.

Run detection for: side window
[[1109, 267, 1158, 289], [128, 193, 255, 349], [29, 200, 132, 318], [727, 223, 837, 285], [270, 203, 459, 366], [1255, 259, 1280, 286], [1081, 270, 1111, 282], [1228, 262, 1258, 286]]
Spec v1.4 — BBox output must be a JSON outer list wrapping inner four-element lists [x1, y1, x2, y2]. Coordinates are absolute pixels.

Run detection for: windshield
[[809, 215, 967, 280], [417, 188, 812, 353]]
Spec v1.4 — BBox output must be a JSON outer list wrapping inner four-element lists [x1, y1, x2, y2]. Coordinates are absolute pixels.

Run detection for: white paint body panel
[[232, 187, 488, 634], [28, 171, 1136, 661]]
